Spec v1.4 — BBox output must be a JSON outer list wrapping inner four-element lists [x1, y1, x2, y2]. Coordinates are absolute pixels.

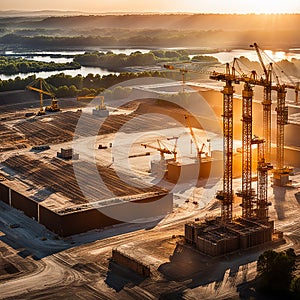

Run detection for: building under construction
[[0, 155, 172, 237], [185, 217, 277, 257], [0, 43, 298, 243], [184, 43, 298, 256], [0, 99, 175, 237]]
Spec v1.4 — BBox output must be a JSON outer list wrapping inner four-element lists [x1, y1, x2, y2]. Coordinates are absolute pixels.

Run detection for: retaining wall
[[112, 249, 150, 277]]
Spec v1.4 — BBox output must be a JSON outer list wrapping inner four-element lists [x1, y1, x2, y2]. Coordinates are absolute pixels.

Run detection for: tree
[[290, 277, 300, 298], [56, 85, 69, 98], [257, 248, 297, 295], [191, 55, 219, 63], [112, 86, 131, 99], [68, 85, 78, 97]]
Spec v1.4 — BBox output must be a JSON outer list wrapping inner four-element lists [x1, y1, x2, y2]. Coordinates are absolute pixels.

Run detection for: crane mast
[[220, 78, 234, 221], [252, 136, 273, 220], [27, 78, 54, 115], [237, 83, 255, 218], [212, 64, 235, 222], [184, 115, 208, 162], [250, 43, 272, 162], [166, 44, 298, 222], [262, 65, 272, 163], [272, 85, 292, 186], [164, 64, 188, 92]]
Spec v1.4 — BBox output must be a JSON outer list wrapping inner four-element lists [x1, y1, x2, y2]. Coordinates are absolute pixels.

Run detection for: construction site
[[0, 83, 176, 235], [1, 42, 300, 299], [181, 43, 299, 256]]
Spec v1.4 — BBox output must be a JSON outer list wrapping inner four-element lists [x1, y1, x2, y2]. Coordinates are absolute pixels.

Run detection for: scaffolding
[[262, 74, 272, 162], [240, 83, 254, 218], [252, 137, 273, 220]]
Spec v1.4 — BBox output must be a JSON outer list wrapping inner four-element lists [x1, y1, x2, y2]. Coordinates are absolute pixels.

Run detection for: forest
[[1, 30, 299, 49], [0, 70, 188, 98], [73, 50, 193, 71], [0, 14, 299, 49], [0, 56, 80, 75]]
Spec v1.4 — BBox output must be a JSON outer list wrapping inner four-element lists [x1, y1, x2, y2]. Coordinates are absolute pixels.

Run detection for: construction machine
[[184, 115, 207, 161], [166, 136, 179, 161], [141, 139, 177, 161], [26, 78, 60, 115], [141, 139, 177, 177], [164, 64, 188, 92], [77, 95, 109, 117]]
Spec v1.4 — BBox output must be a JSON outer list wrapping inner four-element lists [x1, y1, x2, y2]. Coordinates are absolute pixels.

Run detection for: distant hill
[[0, 14, 299, 49], [21, 14, 300, 31], [0, 10, 88, 17]]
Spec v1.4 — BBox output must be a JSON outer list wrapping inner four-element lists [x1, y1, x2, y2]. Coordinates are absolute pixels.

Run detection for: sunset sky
[[1, 0, 300, 14]]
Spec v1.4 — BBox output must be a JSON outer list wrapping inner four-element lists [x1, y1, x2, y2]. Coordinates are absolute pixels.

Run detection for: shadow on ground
[[105, 260, 146, 292], [157, 243, 271, 299], [0, 200, 162, 259]]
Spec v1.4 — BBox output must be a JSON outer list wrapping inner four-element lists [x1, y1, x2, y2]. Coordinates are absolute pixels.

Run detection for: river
[[0, 48, 150, 80], [1, 48, 300, 81]]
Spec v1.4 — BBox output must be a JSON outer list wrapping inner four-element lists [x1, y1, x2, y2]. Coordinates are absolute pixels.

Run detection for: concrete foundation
[[167, 160, 199, 183], [272, 171, 292, 186], [92, 108, 109, 117], [0, 181, 173, 236], [151, 159, 168, 177], [185, 217, 277, 256], [167, 155, 223, 183]]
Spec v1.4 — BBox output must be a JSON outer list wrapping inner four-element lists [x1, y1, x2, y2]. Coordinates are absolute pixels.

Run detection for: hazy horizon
[[2, 10, 300, 15], [0, 0, 299, 14]]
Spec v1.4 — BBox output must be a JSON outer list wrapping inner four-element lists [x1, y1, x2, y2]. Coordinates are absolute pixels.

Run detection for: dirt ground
[[0, 86, 300, 299]]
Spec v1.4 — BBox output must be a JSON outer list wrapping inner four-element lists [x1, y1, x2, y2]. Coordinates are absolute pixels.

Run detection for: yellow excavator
[[26, 78, 60, 115]]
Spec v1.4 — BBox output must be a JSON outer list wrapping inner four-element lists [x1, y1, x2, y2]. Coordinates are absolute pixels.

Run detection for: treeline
[[73, 50, 190, 70], [3, 14, 299, 32], [0, 56, 80, 75], [149, 50, 189, 61], [0, 71, 185, 98], [2, 30, 299, 49], [0, 34, 117, 48], [74, 51, 155, 70], [191, 55, 219, 63]]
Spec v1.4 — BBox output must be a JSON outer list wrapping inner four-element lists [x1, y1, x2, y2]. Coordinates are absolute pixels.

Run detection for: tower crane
[[166, 136, 179, 161], [250, 43, 299, 185], [184, 115, 206, 161], [250, 43, 273, 162], [164, 64, 188, 92], [141, 139, 177, 161], [26, 78, 60, 115], [165, 45, 299, 220], [164, 63, 213, 92], [252, 136, 273, 220]]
